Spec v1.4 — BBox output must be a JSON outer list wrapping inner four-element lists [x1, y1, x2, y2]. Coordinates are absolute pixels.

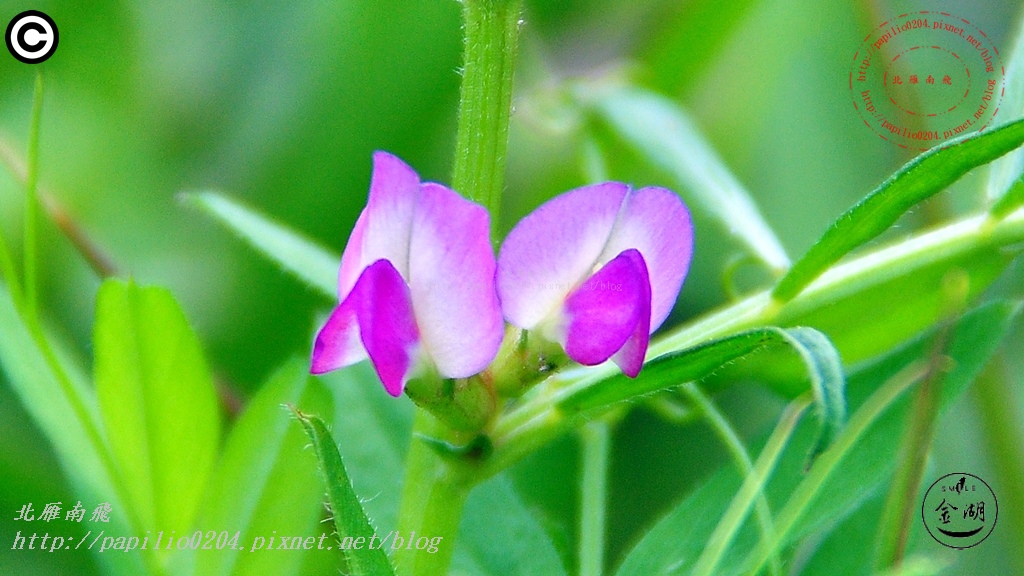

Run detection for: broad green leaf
[[189, 359, 333, 576], [560, 326, 845, 456], [773, 117, 1024, 302], [590, 86, 790, 272], [95, 280, 220, 540], [0, 285, 147, 575], [295, 410, 396, 576], [185, 191, 338, 298], [612, 300, 1018, 576], [452, 476, 568, 576]]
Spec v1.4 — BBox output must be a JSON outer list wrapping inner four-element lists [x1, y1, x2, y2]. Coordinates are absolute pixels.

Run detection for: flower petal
[[353, 259, 421, 396], [310, 298, 367, 375], [599, 187, 692, 332], [337, 151, 420, 298], [563, 249, 651, 377], [498, 182, 629, 329], [407, 183, 503, 378]]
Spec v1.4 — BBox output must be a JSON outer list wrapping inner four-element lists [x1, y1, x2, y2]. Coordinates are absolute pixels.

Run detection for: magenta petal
[[353, 259, 421, 396], [599, 187, 692, 332], [498, 182, 629, 329], [407, 183, 503, 378], [310, 298, 366, 375], [563, 249, 651, 376]]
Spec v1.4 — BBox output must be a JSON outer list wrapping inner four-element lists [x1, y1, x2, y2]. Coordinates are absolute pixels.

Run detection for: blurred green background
[[1, 0, 1022, 574]]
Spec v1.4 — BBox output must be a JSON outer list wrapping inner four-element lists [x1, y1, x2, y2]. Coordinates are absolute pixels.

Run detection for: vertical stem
[[579, 420, 610, 576], [395, 410, 471, 576], [450, 0, 523, 235], [24, 70, 44, 319], [395, 3, 523, 573], [874, 292, 958, 571]]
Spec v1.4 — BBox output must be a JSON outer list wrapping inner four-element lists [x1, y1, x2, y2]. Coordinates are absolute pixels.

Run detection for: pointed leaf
[[190, 359, 333, 576], [590, 86, 789, 271], [773, 117, 1024, 302], [0, 284, 147, 575], [560, 326, 846, 457], [294, 410, 396, 576], [185, 191, 338, 298], [95, 279, 220, 537]]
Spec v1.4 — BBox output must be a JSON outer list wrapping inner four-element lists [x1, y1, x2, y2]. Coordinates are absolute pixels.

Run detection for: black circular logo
[[921, 473, 998, 549], [6, 10, 59, 64]]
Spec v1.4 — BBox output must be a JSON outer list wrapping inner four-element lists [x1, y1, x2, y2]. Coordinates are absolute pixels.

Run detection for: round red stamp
[[850, 11, 1005, 150]]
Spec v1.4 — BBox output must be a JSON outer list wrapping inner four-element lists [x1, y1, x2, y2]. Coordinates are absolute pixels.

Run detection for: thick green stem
[[451, 0, 523, 233], [24, 70, 43, 319], [579, 420, 610, 576], [395, 410, 472, 576]]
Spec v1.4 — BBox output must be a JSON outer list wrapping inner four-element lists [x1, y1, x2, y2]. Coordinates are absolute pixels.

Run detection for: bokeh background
[[1, 0, 1022, 574]]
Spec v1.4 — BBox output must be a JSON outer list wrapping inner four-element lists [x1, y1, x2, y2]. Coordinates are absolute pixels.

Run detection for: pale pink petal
[[337, 152, 420, 298], [407, 183, 503, 378], [599, 187, 692, 332], [563, 249, 651, 377], [310, 298, 367, 375], [497, 182, 629, 329]]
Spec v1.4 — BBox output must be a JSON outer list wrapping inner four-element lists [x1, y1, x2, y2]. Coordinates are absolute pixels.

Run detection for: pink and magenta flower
[[310, 152, 504, 396], [496, 183, 693, 377]]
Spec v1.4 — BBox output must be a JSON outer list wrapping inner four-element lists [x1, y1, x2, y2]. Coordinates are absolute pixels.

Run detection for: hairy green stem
[[690, 397, 808, 576], [681, 383, 781, 576], [394, 3, 524, 573], [395, 410, 472, 576], [24, 70, 43, 319], [450, 0, 522, 234], [579, 420, 610, 576]]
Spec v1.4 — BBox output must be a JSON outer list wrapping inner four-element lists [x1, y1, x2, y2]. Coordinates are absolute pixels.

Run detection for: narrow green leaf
[[319, 364, 566, 575], [614, 300, 1018, 576], [189, 359, 333, 576], [0, 285, 147, 576], [590, 86, 790, 271], [294, 410, 396, 576], [560, 327, 846, 458], [986, 10, 1024, 200], [773, 117, 1024, 302], [95, 279, 220, 537], [779, 327, 846, 463], [185, 191, 338, 298]]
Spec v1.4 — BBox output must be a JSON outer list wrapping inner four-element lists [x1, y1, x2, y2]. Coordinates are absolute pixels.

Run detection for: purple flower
[[497, 183, 693, 377], [311, 152, 504, 396]]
